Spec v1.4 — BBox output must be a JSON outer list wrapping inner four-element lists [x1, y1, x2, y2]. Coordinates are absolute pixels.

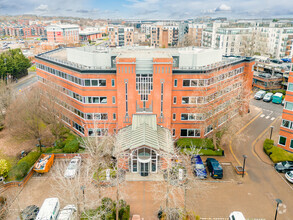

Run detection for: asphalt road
[[231, 100, 293, 219], [13, 72, 37, 92]]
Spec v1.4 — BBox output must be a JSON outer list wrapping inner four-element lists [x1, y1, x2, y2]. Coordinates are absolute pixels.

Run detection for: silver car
[[64, 156, 81, 178]]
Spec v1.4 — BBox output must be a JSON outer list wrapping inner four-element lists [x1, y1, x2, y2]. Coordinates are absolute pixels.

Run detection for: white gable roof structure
[[115, 114, 174, 154]]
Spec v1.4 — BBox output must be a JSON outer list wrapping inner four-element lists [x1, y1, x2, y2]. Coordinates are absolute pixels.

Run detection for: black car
[[274, 161, 293, 173], [206, 158, 223, 179], [21, 205, 39, 220]]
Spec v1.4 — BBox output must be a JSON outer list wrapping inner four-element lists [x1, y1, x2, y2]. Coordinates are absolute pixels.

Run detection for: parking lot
[[3, 156, 262, 220]]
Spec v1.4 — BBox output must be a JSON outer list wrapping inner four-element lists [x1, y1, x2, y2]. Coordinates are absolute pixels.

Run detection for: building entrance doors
[[140, 162, 149, 176]]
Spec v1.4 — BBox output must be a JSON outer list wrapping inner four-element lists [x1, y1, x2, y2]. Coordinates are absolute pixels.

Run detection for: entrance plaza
[[116, 114, 176, 177]]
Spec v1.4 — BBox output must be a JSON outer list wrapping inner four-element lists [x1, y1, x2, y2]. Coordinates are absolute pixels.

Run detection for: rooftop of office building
[[36, 45, 253, 72]]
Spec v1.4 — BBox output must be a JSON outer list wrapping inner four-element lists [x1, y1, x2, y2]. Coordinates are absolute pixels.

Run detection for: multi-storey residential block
[[46, 24, 79, 44], [150, 25, 179, 48], [108, 26, 134, 47], [278, 60, 293, 153]]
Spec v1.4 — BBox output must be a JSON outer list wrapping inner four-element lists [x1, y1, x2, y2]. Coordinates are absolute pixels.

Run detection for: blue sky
[[0, 0, 293, 19]]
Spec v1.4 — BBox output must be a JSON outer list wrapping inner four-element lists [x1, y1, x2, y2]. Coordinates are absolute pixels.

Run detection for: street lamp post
[[270, 126, 274, 140], [81, 185, 86, 209], [274, 199, 282, 220], [242, 155, 247, 178], [37, 138, 42, 153]]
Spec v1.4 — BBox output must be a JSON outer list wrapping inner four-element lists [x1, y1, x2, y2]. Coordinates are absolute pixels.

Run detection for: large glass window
[[282, 119, 290, 128], [290, 140, 293, 149], [180, 129, 200, 137]]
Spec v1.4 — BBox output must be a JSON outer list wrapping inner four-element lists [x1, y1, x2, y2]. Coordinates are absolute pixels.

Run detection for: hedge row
[[7, 151, 41, 181], [263, 139, 293, 163], [177, 138, 215, 149]]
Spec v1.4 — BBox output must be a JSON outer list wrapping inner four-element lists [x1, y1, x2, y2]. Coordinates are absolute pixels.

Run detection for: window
[[279, 136, 286, 146], [183, 80, 190, 87], [112, 96, 116, 104], [285, 102, 293, 111], [173, 113, 176, 120], [288, 83, 293, 92], [174, 79, 177, 87], [182, 97, 189, 104], [173, 96, 177, 104], [180, 129, 200, 137], [181, 114, 188, 120], [172, 129, 175, 137], [112, 79, 115, 87], [92, 80, 98, 86], [205, 124, 213, 135], [85, 80, 90, 86], [282, 119, 290, 128], [113, 113, 116, 120]]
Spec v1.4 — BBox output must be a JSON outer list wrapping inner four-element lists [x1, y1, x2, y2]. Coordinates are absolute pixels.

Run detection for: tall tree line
[[0, 48, 31, 80]]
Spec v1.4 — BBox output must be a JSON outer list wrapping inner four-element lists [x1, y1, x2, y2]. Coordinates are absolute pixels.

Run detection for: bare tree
[[240, 30, 269, 57]]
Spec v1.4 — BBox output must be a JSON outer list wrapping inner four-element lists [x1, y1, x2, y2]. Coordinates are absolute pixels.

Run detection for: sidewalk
[[216, 105, 263, 164], [254, 116, 281, 165]]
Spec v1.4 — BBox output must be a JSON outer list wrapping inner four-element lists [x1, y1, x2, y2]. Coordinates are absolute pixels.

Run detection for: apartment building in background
[[279, 60, 293, 153], [201, 21, 293, 59], [35, 45, 254, 141], [46, 24, 79, 44], [108, 26, 134, 47], [150, 25, 179, 47]]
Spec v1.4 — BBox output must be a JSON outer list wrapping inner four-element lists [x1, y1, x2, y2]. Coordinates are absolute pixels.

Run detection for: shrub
[[177, 138, 215, 149], [15, 161, 30, 180], [0, 159, 9, 177], [18, 151, 41, 167], [263, 139, 293, 163], [263, 139, 274, 154], [63, 138, 79, 153]]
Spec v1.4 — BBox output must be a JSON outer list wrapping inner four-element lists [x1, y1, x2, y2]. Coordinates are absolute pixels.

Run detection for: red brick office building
[[36, 46, 254, 175], [35, 46, 254, 139]]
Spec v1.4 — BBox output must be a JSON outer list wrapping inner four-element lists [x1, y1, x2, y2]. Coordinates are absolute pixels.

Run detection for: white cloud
[[215, 3, 231, 12], [35, 4, 49, 12]]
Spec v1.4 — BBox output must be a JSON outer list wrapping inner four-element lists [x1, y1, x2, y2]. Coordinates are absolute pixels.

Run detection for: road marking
[[251, 117, 280, 163], [271, 117, 275, 120], [260, 114, 265, 118], [229, 111, 263, 167], [265, 116, 270, 119]]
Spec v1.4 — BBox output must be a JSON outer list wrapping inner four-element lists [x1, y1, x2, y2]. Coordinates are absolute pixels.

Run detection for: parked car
[[21, 205, 39, 220], [206, 158, 223, 179], [254, 90, 266, 100], [272, 93, 283, 104], [263, 92, 273, 102], [36, 198, 60, 220], [191, 155, 207, 179], [57, 205, 77, 220], [229, 211, 246, 220], [285, 171, 293, 183], [64, 156, 82, 178], [274, 161, 293, 173]]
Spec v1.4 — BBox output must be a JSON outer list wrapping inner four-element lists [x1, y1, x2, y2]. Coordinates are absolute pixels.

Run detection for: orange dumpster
[[33, 154, 55, 173]]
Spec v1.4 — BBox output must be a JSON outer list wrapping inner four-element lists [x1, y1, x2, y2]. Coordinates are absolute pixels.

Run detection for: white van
[[254, 90, 266, 100], [229, 211, 245, 220], [36, 198, 60, 220]]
